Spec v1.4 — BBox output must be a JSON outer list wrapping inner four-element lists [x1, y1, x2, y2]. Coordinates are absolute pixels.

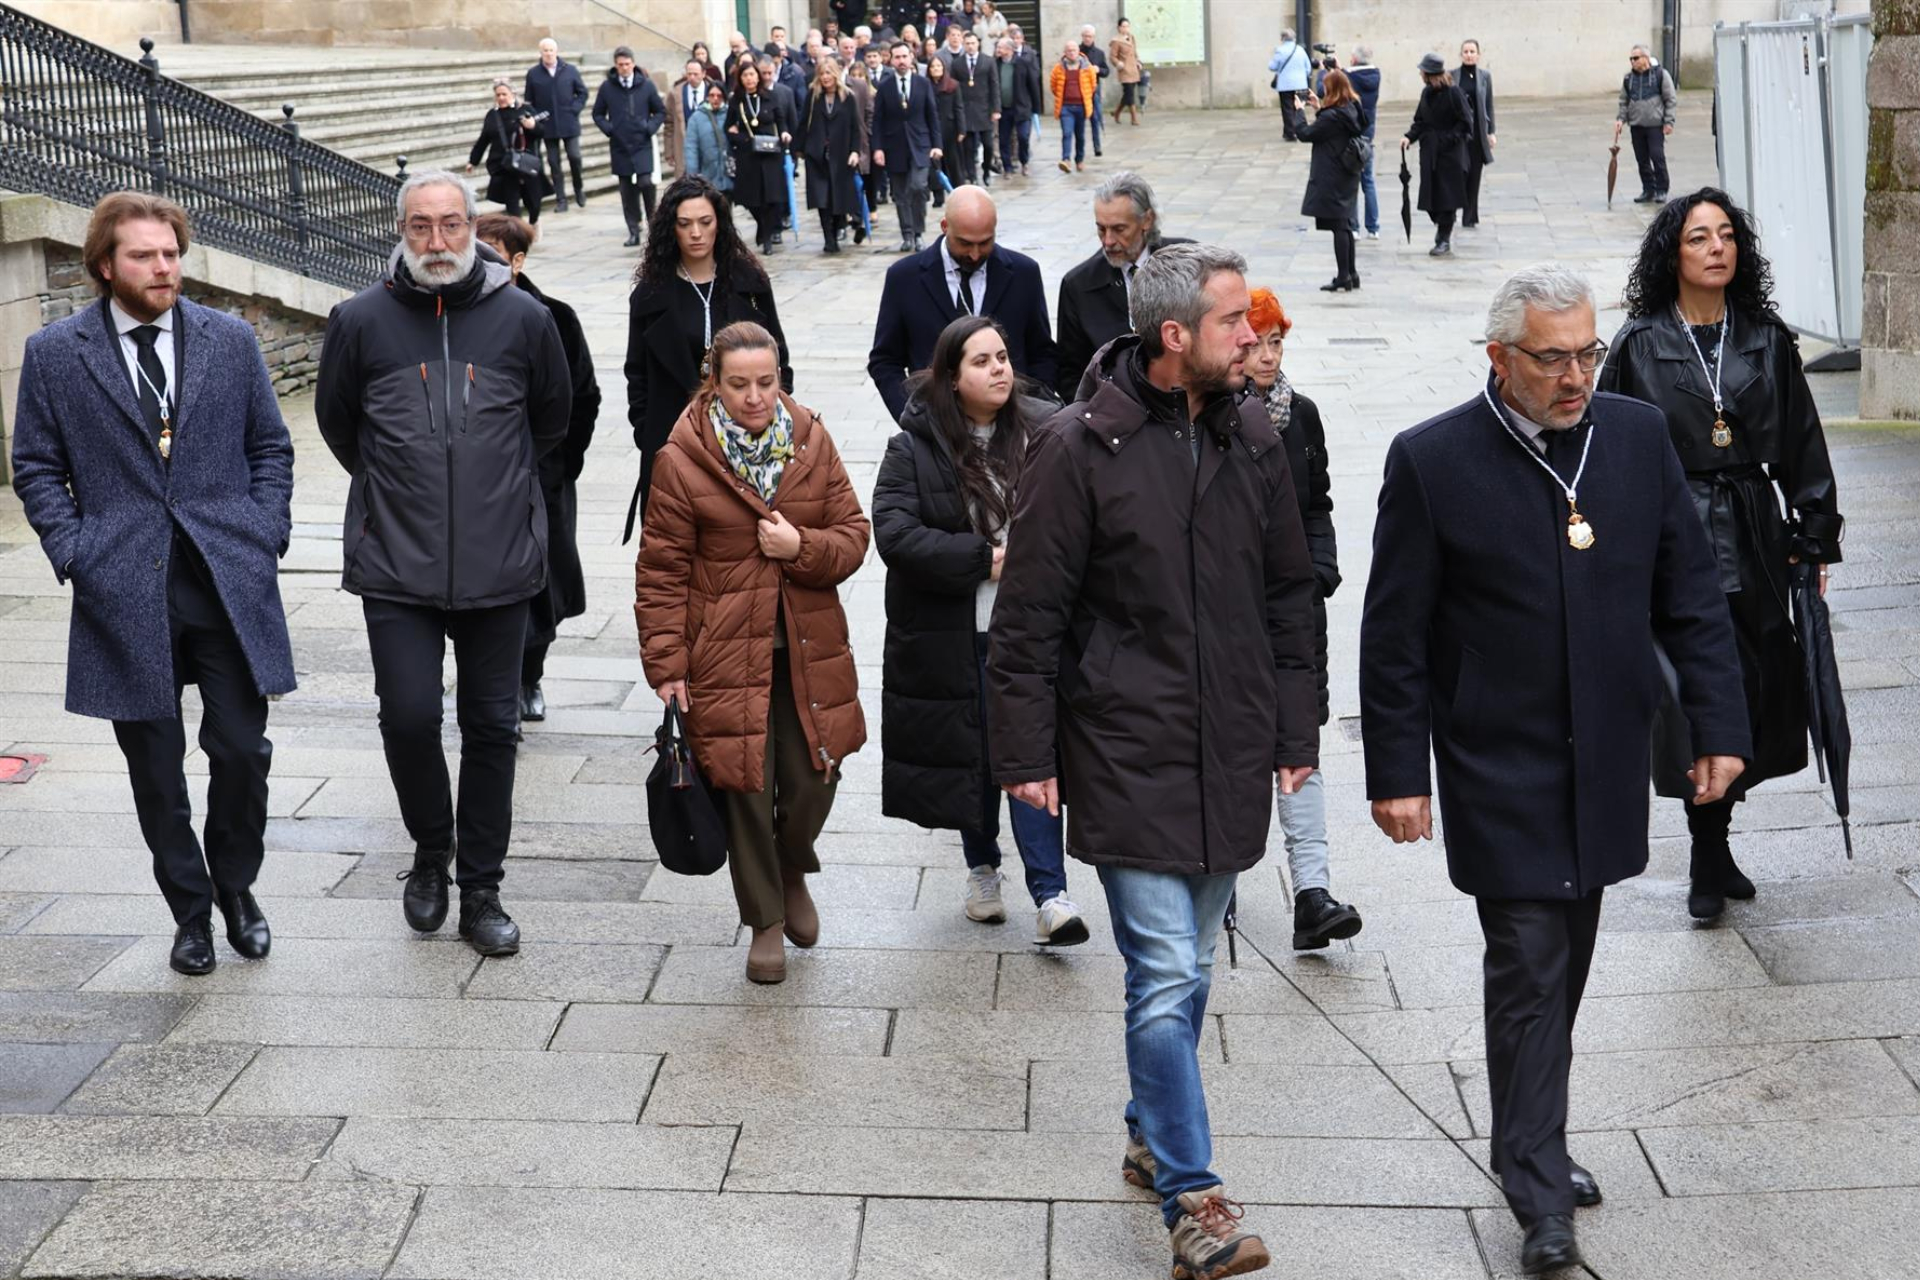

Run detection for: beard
[[401, 238, 476, 288], [1185, 345, 1247, 398], [1507, 379, 1592, 430], [110, 273, 176, 323]]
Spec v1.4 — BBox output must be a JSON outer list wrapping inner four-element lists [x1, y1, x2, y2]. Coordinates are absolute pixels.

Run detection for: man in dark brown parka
[[987, 242, 1319, 1280]]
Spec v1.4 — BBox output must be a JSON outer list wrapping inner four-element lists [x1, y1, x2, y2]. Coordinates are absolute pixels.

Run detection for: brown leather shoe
[[747, 923, 787, 984], [782, 872, 819, 948]]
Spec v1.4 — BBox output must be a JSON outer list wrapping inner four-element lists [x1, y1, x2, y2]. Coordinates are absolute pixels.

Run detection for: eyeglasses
[[1629, 54, 1649, 62], [403, 216, 472, 241], [1510, 341, 1608, 374]]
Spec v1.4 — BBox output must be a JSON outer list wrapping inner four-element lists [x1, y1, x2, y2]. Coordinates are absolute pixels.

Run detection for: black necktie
[[899, 74, 909, 105], [958, 264, 978, 315], [1542, 425, 1581, 475], [128, 324, 169, 443]]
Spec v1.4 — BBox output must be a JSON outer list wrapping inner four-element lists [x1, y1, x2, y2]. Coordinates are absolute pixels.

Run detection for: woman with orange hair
[[1245, 288, 1362, 951]]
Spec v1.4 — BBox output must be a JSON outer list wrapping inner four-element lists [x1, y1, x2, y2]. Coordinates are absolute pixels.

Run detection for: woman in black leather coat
[[1598, 187, 1844, 922]]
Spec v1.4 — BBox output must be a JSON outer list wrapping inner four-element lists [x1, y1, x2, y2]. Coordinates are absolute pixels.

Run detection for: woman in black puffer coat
[[873, 315, 1087, 946]]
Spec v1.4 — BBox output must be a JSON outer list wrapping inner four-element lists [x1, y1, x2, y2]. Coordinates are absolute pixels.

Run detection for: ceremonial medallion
[[1567, 513, 1595, 550], [1711, 418, 1733, 449]]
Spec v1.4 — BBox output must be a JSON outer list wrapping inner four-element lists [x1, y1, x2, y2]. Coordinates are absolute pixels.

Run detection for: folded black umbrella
[[1792, 561, 1854, 857], [1399, 149, 1413, 244]]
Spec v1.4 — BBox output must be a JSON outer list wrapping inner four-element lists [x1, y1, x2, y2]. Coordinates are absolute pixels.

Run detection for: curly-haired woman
[[1597, 187, 1844, 921]]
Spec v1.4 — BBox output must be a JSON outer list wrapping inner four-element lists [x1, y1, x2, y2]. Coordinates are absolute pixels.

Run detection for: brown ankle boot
[[782, 870, 819, 948], [747, 923, 787, 984]]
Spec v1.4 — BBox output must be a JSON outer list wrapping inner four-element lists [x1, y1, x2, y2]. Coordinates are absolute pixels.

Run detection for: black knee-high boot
[[1684, 797, 1745, 920], [818, 208, 840, 252]]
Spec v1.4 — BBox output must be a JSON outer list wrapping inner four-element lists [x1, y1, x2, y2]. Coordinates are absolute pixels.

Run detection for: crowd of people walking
[[8, 14, 1847, 1279]]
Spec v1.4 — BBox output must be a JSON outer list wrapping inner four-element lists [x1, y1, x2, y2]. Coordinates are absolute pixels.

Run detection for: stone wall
[[1864, 0, 1920, 419]]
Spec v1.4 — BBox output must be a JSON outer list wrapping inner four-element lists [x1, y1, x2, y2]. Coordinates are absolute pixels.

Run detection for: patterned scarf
[[710, 396, 796, 502], [1263, 370, 1295, 435]]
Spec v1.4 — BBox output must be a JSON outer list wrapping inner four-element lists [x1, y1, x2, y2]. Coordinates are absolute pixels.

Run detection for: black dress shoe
[[215, 890, 271, 959], [573, 190, 588, 206], [1521, 1214, 1580, 1275], [520, 683, 546, 722], [1429, 241, 1453, 256], [1320, 277, 1345, 292], [555, 197, 570, 212], [459, 889, 521, 956], [623, 232, 641, 247], [1292, 887, 1364, 950], [399, 844, 454, 933], [170, 920, 216, 976], [1570, 1161, 1603, 1207], [852, 222, 867, 245]]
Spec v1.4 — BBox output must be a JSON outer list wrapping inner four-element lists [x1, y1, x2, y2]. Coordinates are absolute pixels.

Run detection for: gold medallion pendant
[[157, 427, 172, 460], [1711, 417, 1733, 449], [1567, 512, 1595, 550]]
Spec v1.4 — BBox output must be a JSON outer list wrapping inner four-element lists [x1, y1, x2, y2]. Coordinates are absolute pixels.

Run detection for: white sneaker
[[1034, 894, 1091, 946], [1366, 229, 1380, 240], [965, 866, 1007, 923]]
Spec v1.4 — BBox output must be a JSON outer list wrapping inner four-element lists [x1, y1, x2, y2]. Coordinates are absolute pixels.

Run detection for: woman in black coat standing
[[473, 213, 600, 728], [1295, 68, 1367, 291], [1398, 53, 1470, 256], [623, 175, 790, 541], [726, 62, 792, 255], [1597, 188, 1845, 922], [872, 315, 1087, 946], [466, 79, 549, 222], [929, 55, 965, 205], [800, 58, 869, 254]]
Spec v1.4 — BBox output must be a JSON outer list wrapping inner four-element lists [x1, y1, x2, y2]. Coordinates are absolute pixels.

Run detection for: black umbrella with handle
[[1792, 561, 1854, 857], [1399, 147, 1413, 243]]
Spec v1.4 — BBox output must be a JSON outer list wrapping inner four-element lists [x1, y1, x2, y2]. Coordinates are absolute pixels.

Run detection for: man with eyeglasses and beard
[[1360, 263, 1749, 1276], [316, 170, 572, 959]]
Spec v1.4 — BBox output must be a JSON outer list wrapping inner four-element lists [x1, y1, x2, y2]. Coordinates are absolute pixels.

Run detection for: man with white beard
[[315, 170, 572, 957]]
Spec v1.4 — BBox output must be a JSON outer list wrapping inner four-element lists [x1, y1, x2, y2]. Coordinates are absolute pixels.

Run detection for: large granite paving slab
[[549, 1002, 889, 1057], [889, 1008, 1223, 1062], [315, 1117, 735, 1190], [0, 1045, 113, 1115], [0, 1183, 83, 1278], [1385, 928, 1770, 1009], [0, 1114, 337, 1180], [1741, 916, 1920, 985], [215, 1047, 660, 1122], [645, 1052, 1026, 1129], [57, 1042, 257, 1116], [82, 936, 479, 997], [0, 847, 354, 897], [857, 1199, 1048, 1280], [1638, 1114, 1920, 1195], [0, 936, 136, 992], [647, 945, 996, 1008], [0, 992, 192, 1044], [163, 994, 563, 1049], [1029, 1060, 1444, 1139], [994, 953, 1315, 1015], [462, 942, 664, 1002]]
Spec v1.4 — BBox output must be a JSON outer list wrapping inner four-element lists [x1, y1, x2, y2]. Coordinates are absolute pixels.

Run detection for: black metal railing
[[0, 5, 404, 291]]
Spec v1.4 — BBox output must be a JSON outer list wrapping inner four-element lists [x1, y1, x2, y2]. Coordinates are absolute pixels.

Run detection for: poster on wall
[[1126, 0, 1206, 66]]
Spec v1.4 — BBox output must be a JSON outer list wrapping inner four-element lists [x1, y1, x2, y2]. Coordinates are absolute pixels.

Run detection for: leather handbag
[[751, 132, 783, 154], [646, 703, 728, 876], [511, 148, 544, 177]]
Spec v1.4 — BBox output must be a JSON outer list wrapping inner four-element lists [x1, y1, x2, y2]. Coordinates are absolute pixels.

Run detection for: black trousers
[[617, 174, 657, 233], [1477, 890, 1604, 1228], [363, 597, 529, 892], [544, 135, 585, 196], [1432, 209, 1456, 246], [113, 532, 271, 925], [1464, 151, 1485, 225], [1279, 94, 1306, 140], [1630, 124, 1669, 194]]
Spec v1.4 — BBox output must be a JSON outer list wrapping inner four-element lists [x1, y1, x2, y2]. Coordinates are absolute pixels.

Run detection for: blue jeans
[[1060, 104, 1087, 162], [961, 635, 1068, 905], [1090, 85, 1104, 149], [1100, 863, 1239, 1226], [1275, 767, 1329, 893], [1350, 153, 1380, 234]]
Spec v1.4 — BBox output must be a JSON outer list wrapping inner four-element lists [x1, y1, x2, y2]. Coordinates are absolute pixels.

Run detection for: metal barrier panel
[[1827, 15, 1871, 347]]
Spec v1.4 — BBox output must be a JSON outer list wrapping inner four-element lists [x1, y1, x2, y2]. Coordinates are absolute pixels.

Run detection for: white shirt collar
[[1496, 393, 1569, 449], [109, 298, 173, 337]]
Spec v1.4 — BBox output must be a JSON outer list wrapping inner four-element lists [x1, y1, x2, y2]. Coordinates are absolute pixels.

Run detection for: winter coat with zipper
[[1297, 101, 1366, 224], [315, 244, 572, 610], [634, 392, 870, 793], [988, 336, 1321, 876], [874, 391, 1055, 831], [592, 69, 668, 177], [684, 102, 733, 189], [469, 104, 551, 206], [1598, 307, 1843, 796], [1270, 386, 1339, 725]]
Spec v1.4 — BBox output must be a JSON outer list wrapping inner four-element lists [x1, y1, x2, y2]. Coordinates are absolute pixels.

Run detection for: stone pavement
[[3, 95, 1919, 1279]]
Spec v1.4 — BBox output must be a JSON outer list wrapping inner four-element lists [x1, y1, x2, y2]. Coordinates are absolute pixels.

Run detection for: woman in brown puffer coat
[[635, 320, 869, 986]]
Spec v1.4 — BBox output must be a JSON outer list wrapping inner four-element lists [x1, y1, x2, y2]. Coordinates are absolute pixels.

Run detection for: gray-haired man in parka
[[316, 169, 571, 958], [1613, 45, 1677, 204]]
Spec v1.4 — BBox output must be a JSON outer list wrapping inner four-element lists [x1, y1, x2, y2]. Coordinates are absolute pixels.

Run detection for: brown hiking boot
[[1121, 1131, 1158, 1191], [1168, 1187, 1269, 1280]]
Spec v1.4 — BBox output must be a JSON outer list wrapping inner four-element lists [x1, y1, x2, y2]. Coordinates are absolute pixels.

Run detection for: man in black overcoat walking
[[1054, 170, 1188, 400], [871, 39, 943, 252], [1360, 264, 1751, 1276]]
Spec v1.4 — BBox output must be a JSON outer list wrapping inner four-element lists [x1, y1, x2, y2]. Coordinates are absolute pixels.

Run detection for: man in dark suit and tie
[[1360, 263, 1750, 1277], [871, 39, 943, 252], [11, 192, 295, 976], [956, 31, 1000, 185], [1054, 171, 1190, 400], [665, 57, 708, 178], [866, 185, 1057, 421]]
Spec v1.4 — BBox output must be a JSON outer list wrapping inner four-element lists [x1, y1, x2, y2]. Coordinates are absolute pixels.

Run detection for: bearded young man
[[12, 192, 295, 977], [315, 170, 572, 958]]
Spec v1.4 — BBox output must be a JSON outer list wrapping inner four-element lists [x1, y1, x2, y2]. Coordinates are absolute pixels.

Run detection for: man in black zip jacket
[[316, 170, 571, 958]]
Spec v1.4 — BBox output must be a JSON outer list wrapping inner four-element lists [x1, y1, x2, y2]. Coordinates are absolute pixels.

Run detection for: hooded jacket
[[988, 337, 1321, 876], [316, 244, 572, 609]]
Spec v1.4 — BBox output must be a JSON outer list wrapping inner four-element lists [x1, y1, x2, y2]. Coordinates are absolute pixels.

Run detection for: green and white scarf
[[710, 396, 796, 502]]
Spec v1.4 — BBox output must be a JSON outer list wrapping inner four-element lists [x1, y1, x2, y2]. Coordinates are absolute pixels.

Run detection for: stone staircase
[[155, 44, 684, 207]]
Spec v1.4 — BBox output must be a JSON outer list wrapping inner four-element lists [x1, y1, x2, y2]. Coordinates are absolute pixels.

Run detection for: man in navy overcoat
[[870, 39, 943, 252], [1360, 264, 1750, 1276], [11, 192, 294, 977]]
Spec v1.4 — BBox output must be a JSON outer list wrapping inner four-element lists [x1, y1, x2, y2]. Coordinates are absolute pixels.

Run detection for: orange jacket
[[1049, 60, 1098, 117]]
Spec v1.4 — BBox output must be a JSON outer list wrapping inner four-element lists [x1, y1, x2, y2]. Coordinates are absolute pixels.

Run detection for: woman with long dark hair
[[623, 175, 790, 541], [800, 57, 869, 253], [929, 54, 963, 204], [726, 61, 792, 254], [1598, 188, 1844, 921], [872, 315, 1088, 945], [1295, 68, 1367, 291], [636, 321, 869, 985], [689, 40, 723, 86], [1397, 53, 1470, 256]]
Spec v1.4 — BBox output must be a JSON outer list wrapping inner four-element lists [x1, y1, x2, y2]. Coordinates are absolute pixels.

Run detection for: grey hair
[[396, 169, 478, 225], [1281, 27, 1296, 41], [1094, 170, 1157, 222], [1352, 43, 1372, 63], [1132, 242, 1248, 358], [1485, 264, 1596, 346], [490, 77, 512, 91], [1630, 43, 1650, 56]]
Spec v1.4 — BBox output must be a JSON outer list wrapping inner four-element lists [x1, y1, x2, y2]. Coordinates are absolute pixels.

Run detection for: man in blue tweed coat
[[11, 192, 295, 977]]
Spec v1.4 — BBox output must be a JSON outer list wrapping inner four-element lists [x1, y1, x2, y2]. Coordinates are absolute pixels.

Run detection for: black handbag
[[751, 132, 783, 154], [646, 703, 728, 876], [511, 148, 544, 177]]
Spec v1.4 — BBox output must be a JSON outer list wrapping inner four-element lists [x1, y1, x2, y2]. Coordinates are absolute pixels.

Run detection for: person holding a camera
[[1268, 27, 1312, 141], [1295, 69, 1368, 291], [467, 79, 550, 224]]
